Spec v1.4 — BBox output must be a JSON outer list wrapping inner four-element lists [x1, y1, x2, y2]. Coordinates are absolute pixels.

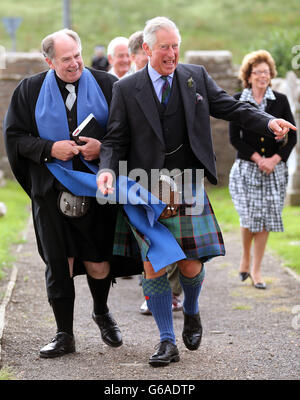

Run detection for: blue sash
[[98, 176, 187, 271], [34, 68, 185, 271], [35, 68, 108, 187]]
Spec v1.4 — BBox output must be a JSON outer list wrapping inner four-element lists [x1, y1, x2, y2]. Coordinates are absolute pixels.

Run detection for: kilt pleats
[[113, 189, 225, 264]]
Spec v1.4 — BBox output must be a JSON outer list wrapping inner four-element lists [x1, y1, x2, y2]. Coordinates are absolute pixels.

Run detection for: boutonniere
[[187, 76, 194, 88]]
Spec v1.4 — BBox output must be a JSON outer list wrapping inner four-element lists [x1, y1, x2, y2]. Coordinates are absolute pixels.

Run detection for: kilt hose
[[113, 189, 225, 265]]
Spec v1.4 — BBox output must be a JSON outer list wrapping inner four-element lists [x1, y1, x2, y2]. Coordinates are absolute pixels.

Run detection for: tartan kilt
[[113, 189, 225, 264]]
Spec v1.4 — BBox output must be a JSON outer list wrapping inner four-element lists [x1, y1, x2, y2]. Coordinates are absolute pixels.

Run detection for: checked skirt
[[113, 189, 225, 264], [229, 159, 288, 232]]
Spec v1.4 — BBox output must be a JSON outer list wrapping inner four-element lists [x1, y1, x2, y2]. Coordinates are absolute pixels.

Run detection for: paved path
[[0, 216, 299, 382]]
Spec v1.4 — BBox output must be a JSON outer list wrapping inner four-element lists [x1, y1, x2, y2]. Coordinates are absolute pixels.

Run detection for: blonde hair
[[239, 50, 277, 88]]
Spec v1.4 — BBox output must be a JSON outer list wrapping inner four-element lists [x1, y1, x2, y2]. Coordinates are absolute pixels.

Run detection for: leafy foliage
[[0, 0, 299, 67], [249, 29, 300, 77]]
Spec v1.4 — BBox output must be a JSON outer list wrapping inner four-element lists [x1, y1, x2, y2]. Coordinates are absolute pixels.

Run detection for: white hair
[[107, 36, 129, 57], [42, 29, 82, 60], [143, 16, 181, 49]]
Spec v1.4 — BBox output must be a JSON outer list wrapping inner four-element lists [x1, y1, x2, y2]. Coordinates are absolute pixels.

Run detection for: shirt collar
[[239, 86, 275, 111], [109, 67, 131, 79], [147, 63, 174, 83], [240, 86, 275, 103], [54, 71, 79, 91]]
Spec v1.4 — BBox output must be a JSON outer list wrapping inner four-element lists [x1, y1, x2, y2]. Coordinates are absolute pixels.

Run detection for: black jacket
[[229, 91, 297, 162], [4, 68, 117, 198], [100, 63, 278, 184], [3, 68, 121, 292]]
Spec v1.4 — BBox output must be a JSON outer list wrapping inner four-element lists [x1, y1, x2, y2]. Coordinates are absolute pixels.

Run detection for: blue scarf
[[35, 68, 108, 181], [34, 68, 186, 271], [99, 176, 187, 271]]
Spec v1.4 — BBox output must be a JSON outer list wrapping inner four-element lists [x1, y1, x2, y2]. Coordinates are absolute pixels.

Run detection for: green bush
[[249, 29, 300, 77]]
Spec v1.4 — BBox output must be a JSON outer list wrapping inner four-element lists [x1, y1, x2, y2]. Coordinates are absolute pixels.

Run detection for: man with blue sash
[[4, 29, 141, 358], [98, 17, 296, 367]]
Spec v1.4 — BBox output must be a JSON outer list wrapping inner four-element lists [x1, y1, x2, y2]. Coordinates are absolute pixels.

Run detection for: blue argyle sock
[[179, 266, 205, 315], [142, 273, 175, 344]]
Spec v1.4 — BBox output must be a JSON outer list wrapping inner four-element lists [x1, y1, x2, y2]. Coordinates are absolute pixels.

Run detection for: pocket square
[[196, 93, 203, 102]]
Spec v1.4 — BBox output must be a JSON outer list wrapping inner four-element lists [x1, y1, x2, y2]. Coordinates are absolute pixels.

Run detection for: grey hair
[[107, 36, 128, 57], [143, 16, 181, 49], [128, 31, 144, 55], [41, 29, 82, 60]]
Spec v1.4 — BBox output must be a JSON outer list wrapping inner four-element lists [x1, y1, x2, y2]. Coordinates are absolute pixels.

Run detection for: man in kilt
[[97, 17, 296, 367]]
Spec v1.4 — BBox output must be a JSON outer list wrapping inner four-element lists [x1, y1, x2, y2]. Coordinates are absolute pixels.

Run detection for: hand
[[51, 140, 79, 161], [76, 137, 101, 161], [97, 171, 114, 195], [257, 154, 281, 175], [269, 118, 296, 140]]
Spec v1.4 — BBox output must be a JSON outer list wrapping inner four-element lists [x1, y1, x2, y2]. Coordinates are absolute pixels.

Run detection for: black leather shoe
[[39, 332, 75, 358], [182, 312, 202, 350], [92, 311, 122, 347], [254, 282, 266, 289], [149, 340, 180, 367], [239, 272, 250, 282]]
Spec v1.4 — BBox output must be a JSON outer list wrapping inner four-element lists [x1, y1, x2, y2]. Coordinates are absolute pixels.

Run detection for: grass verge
[[0, 366, 17, 380], [0, 180, 30, 281]]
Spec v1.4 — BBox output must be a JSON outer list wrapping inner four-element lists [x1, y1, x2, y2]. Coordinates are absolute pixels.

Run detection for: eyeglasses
[[251, 70, 270, 76]]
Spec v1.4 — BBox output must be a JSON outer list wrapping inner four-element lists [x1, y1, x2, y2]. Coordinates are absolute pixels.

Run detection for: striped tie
[[161, 76, 171, 106], [65, 84, 76, 111]]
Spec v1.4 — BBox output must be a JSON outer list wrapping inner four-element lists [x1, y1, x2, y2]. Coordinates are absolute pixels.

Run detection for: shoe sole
[[182, 341, 200, 351], [139, 310, 152, 315], [39, 348, 75, 358], [172, 306, 183, 312], [101, 336, 123, 348], [149, 355, 180, 367], [254, 284, 266, 289], [182, 335, 201, 351]]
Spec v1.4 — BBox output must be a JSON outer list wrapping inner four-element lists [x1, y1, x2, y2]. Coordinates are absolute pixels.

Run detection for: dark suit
[[100, 63, 275, 184]]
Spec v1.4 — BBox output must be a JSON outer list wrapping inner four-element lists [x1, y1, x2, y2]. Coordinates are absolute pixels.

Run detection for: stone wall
[[272, 72, 300, 206], [0, 50, 240, 186], [0, 52, 48, 178], [185, 50, 241, 186]]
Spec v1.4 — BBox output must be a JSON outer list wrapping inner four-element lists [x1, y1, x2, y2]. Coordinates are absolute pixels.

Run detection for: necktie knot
[[65, 83, 75, 93], [161, 75, 171, 106], [65, 84, 76, 111]]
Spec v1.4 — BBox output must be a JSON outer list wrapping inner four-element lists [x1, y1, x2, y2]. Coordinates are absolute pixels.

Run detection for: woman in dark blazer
[[229, 50, 297, 289]]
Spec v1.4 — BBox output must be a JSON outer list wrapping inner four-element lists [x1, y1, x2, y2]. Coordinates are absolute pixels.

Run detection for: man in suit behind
[[97, 17, 296, 367]]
